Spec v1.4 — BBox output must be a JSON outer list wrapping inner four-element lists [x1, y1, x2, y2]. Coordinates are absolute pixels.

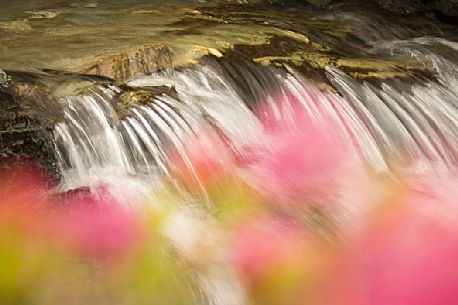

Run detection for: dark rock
[[0, 71, 59, 183], [117, 85, 179, 119], [371, 0, 458, 23], [297, 0, 458, 24], [300, 0, 333, 7], [242, 0, 287, 5], [372, 0, 430, 14], [0, 69, 116, 184], [388, 0, 457, 23], [435, 0, 458, 23]]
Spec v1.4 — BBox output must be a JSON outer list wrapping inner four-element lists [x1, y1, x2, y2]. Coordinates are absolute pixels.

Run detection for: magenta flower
[[0, 164, 52, 235], [228, 217, 307, 283], [247, 91, 347, 205], [361, 193, 458, 305], [318, 185, 458, 305], [55, 187, 142, 261]]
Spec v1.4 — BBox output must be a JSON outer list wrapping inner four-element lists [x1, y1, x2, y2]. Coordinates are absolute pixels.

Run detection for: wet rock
[[0, 19, 32, 32], [434, 0, 458, 23], [296, 0, 457, 23], [300, 0, 333, 7], [0, 70, 9, 88], [0, 68, 177, 182], [0, 70, 116, 183], [74, 44, 173, 84], [370, 0, 426, 14], [0, 72, 58, 182], [237, 0, 287, 5], [370, 0, 458, 23], [25, 10, 60, 19], [117, 85, 178, 119]]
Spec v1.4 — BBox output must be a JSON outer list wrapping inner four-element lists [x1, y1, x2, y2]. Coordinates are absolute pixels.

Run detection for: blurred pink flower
[[317, 186, 458, 305], [363, 193, 458, 305], [248, 91, 347, 205], [229, 217, 307, 283], [0, 163, 52, 236], [0, 163, 46, 203], [55, 186, 142, 261]]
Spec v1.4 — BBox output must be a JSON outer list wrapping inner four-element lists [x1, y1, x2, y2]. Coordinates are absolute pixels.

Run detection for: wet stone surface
[[0, 69, 116, 182], [75, 43, 173, 84], [0, 73, 58, 181]]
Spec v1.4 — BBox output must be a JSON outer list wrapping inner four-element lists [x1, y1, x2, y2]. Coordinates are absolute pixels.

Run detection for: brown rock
[[75, 44, 173, 84], [237, 0, 287, 6], [0, 70, 115, 183]]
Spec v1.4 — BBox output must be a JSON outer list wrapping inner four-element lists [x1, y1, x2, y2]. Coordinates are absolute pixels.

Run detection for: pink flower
[[361, 193, 458, 305], [228, 217, 307, 283], [247, 91, 347, 205], [317, 184, 458, 305], [0, 163, 52, 236], [55, 187, 142, 261]]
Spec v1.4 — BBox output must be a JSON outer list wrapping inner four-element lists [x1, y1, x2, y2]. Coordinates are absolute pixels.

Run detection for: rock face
[[0, 69, 115, 183], [75, 44, 173, 84], [432, 0, 458, 23], [301, 0, 333, 7], [0, 70, 8, 87], [373, 0, 456, 15], [374, 0, 430, 13], [299, 0, 458, 23], [371, 0, 458, 23], [0, 70, 60, 181], [241, 0, 287, 5]]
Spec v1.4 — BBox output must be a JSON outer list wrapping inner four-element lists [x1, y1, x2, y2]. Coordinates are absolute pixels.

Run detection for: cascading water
[[53, 37, 458, 197]]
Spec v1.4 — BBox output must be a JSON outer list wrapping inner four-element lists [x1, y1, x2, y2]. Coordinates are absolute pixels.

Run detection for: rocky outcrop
[[0, 70, 60, 182], [429, 0, 458, 23], [299, 0, 458, 23], [372, 0, 457, 18], [74, 44, 173, 84], [301, 0, 333, 7], [0, 70, 8, 87], [0, 69, 115, 183], [117, 85, 178, 119], [234, 0, 287, 5], [368, 0, 457, 23]]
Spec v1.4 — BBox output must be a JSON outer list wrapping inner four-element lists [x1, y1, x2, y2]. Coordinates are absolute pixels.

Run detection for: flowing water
[[51, 38, 458, 192], [1, 0, 457, 197]]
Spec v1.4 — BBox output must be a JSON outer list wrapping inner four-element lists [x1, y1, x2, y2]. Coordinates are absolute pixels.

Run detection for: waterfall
[[53, 37, 458, 196]]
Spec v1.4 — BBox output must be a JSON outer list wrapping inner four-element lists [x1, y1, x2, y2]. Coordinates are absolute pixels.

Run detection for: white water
[[53, 37, 458, 195]]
